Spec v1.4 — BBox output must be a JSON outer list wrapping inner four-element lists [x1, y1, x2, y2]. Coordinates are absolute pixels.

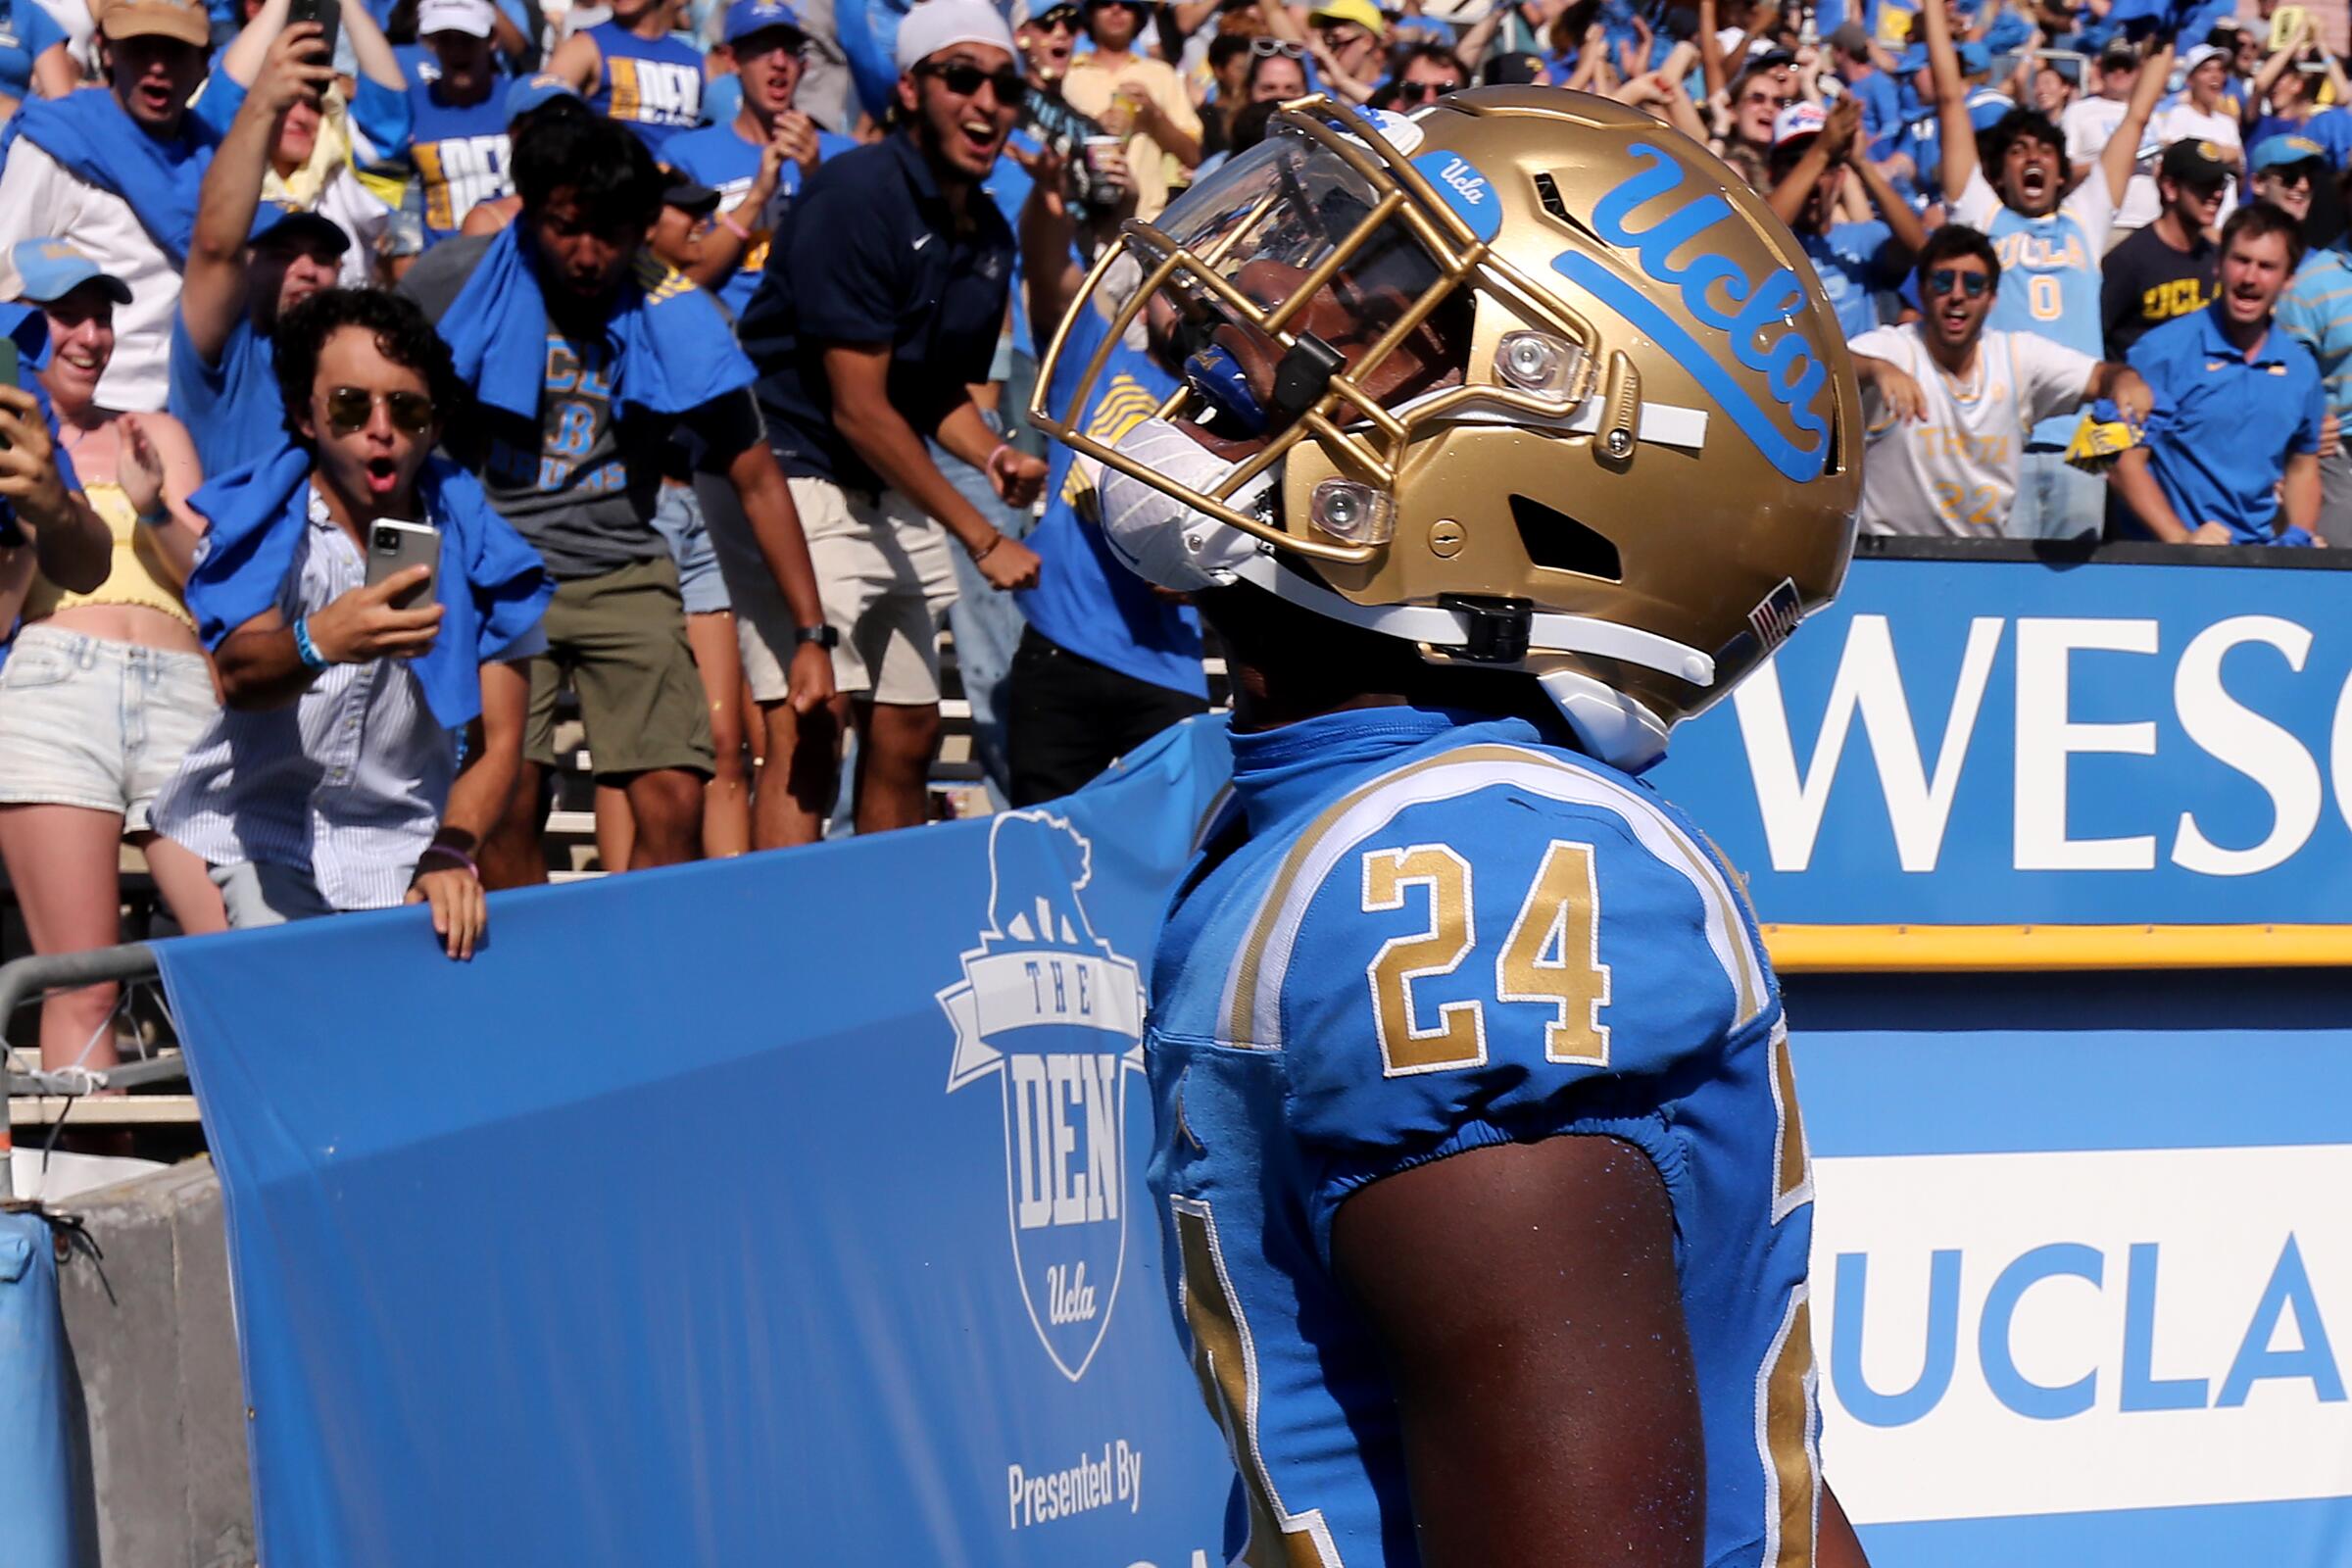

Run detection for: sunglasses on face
[[1035, 7, 1080, 27], [323, 386, 435, 436], [1394, 77, 1461, 100], [1926, 268, 1991, 299], [1248, 35, 1304, 56], [920, 59, 1028, 101], [1743, 90, 1798, 108]]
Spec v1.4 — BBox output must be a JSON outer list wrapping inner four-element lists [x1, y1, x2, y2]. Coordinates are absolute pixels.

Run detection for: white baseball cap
[[894, 0, 1017, 72], [1771, 100, 1827, 147], [2180, 42, 2229, 73], [417, 0, 497, 37]]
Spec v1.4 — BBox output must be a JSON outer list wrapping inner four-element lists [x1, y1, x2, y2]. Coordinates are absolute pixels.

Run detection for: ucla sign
[[1654, 548, 2352, 928]]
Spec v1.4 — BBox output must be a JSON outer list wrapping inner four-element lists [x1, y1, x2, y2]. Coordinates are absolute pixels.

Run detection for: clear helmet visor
[[1123, 129, 1471, 444]]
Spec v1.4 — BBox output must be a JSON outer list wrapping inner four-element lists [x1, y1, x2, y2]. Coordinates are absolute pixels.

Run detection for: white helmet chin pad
[[1536, 667, 1673, 774], [1096, 417, 1277, 594]]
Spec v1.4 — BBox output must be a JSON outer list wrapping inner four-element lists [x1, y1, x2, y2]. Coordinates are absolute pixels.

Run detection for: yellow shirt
[[21, 481, 196, 631], [1059, 55, 1201, 221]]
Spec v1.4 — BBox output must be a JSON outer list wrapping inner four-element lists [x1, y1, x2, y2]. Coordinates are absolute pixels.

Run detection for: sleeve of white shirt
[[1952, 166, 2002, 230], [0, 144, 74, 299], [2008, 330, 2102, 426], [1848, 324, 1911, 437]]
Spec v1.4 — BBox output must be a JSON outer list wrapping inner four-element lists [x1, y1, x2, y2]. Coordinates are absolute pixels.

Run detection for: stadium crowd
[[0, 0, 2341, 1068]]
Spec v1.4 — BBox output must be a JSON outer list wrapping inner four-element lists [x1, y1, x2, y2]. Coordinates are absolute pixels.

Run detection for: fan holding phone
[[149, 289, 553, 959]]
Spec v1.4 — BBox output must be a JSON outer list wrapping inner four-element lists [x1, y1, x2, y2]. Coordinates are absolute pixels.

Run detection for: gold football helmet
[[1031, 88, 1861, 769]]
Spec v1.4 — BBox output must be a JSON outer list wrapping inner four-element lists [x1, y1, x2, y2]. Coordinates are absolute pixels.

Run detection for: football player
[[1033, 91, 1872, 1565]]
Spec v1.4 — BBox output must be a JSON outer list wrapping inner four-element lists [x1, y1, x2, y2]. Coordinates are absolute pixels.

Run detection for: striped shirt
[[2277, 246, 2352, 421], [152, 485, 545, 911]]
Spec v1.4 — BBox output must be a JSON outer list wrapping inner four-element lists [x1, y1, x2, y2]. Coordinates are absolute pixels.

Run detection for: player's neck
[[1228, 673, 1411, 734], [2153, 210, 2202, 251]]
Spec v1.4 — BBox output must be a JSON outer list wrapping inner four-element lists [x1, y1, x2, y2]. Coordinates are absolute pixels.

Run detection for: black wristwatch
[[793, 623, 840, 649]]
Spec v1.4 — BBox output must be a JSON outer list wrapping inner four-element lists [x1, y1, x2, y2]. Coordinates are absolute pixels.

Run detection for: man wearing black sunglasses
[[1850, 225, 2149, 539], [1381, 42, 1464, 109], [736, 0, 1050, 846]]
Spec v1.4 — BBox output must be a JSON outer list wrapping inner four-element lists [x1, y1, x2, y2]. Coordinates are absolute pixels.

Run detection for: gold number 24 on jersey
[[1359, 839, 1611, 1077]]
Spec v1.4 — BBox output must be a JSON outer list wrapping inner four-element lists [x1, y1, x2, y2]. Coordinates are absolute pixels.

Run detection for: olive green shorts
[[522, 555, 715, 779]]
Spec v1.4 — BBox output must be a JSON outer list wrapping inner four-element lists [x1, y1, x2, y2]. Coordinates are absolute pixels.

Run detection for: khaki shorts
[[697, 473, 957, 707], [523, 555, 715, 778]]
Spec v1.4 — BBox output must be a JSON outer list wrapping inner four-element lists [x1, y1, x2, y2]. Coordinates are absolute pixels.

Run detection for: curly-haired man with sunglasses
[[1851, 226, 2150, 538]]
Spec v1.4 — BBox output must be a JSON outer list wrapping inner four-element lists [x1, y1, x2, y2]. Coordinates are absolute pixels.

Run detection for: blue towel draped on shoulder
[[436, 223, 756, 423], [0, 91, 218, 268], [185, 444, 553, 728]]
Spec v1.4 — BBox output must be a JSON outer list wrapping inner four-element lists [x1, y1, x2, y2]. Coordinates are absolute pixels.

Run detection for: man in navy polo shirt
[[728, 0, 1048, 847], [2115, 203, 2325, 546]]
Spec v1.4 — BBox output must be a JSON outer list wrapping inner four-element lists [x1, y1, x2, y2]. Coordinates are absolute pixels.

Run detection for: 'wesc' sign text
[[1656, 556, 2352, 925]]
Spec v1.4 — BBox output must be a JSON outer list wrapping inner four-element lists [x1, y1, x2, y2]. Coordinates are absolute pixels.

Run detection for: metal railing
[[1, 943, 183, 1196]]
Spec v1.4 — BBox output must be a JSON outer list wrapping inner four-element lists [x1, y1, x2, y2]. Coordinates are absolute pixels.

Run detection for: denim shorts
[[652, 479, 730, 615], [0, 624, 220, 831]]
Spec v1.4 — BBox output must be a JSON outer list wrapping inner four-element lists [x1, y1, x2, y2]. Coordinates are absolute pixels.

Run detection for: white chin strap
[[1226, 553, 1701, 773]]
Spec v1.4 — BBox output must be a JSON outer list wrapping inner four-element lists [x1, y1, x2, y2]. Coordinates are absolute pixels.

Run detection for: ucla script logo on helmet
[[939, 812, 1148, 1383], [1549, 141, 1835, 483]]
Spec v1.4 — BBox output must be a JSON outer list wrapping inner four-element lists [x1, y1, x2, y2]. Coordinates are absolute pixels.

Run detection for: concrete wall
[[53, 1157, 254, 1568]]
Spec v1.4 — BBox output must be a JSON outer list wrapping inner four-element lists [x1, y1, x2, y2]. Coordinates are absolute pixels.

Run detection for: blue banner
[[1652, 553, 2352, 927], [158, 722, 1236, 1568], [158, 689, 2352, 1565]]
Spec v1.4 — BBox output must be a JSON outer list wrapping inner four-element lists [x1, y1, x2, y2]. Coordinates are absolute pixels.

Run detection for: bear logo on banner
[[939, 811, 1149, 1382]]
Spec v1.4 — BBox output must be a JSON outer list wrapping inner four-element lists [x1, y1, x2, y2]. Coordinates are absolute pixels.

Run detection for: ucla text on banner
[[1653, 555, 2352, 925], [157, 722, 1236, 1568], [1795, 969, 2352, 1565]]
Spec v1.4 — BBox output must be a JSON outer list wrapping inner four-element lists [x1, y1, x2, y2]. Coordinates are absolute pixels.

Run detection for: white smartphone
[[364, 518, 440, 608]]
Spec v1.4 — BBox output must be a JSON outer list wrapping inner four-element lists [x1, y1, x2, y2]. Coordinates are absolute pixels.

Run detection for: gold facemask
[[1032, 89, 1862, 766]]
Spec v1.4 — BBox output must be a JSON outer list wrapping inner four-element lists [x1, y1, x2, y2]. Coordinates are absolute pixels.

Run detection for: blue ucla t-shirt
[[662, 118, 855, 318], [587, 22, 704, 156], [1018, 300, 1205, 699], [408, 80, 512, 244], [1956, 165, 2114, 445], [169, 314, 282, 482]]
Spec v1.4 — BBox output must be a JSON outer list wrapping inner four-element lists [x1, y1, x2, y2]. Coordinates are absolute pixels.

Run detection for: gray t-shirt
[[400, 237, 758, 580]]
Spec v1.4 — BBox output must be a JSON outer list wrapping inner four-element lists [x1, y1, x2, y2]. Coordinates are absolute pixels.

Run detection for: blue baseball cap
[[2252, 132, 2330, 173], [723, 0, 804, 44], [248, 202, 351, 255], [504, 72, 580, 122], [11, 238, 133, 306]]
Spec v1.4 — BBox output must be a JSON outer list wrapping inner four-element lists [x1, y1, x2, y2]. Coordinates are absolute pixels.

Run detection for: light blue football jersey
[[1144, 707, 1819, 1567]]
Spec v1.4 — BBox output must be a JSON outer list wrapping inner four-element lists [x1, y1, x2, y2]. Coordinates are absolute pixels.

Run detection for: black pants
[[1005, 626, 1209, 806]]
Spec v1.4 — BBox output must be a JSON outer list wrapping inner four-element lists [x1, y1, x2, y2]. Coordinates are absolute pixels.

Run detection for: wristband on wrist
[[134, 503, 172, 528], [720, 212, 753, 241], [293, 614, 330, 670], [970, 531, 1004, 564], [417, 843, 480, 881], [985, 440, 1010, 475]]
